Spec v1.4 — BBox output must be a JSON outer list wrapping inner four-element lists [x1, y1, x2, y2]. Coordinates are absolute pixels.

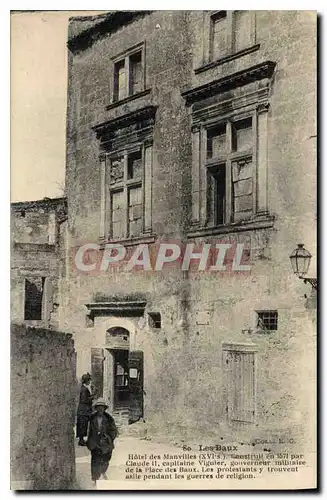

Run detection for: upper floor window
[[210, 10, 255, 61], [109, 149, 143, 239], [113, 44, 144, 102], [96, 105, 156, 242], [206, 115, 254, 226]]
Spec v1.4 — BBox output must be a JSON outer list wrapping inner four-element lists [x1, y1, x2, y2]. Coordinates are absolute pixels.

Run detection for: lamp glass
[[289, 243, 312, 278]]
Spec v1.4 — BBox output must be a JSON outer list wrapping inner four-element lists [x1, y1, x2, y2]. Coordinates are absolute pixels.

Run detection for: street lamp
[[289, 243, 317, 290]]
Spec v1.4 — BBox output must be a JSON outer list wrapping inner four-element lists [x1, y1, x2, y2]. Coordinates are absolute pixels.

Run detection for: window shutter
[[41, 277, 53, 323], [91, 348, 104, 399], [128, 350, 144, 423]]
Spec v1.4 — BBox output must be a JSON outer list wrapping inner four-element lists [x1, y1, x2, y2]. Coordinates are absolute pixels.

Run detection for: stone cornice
[[92, 105, 157, 139], [187, 216, 275, 239], [192, 86, 271, 126], [86, 301, 147, 317], [68, 11, 152, 54], [106, 89, 152, 111], [181, 61, 277, 106], [12, 242, 57, 253]]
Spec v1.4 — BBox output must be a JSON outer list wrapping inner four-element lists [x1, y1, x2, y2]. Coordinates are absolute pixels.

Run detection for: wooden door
[[224, 345, 256, 426]]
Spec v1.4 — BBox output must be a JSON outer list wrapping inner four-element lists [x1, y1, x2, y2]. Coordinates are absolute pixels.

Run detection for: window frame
[[24, 276, 45, 321], [148, 312, 162, 329], [204, 110, 257, 227], [209, 10, 256, 63], [105, 144, 145, 241], [111, 42, 146, 103], [256, 310, 278, 332]]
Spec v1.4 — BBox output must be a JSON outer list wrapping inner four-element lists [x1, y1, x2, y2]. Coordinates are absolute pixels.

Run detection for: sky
[[10, 11, 105, 202]]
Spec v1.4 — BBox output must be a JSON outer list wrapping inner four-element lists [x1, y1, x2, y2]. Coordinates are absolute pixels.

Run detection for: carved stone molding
[[85, 301, 147, 318], [92, 105, 157, 151], [181, 61, 277, 106]]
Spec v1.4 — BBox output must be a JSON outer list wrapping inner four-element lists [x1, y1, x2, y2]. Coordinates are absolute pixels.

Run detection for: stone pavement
[[75, 434, 182, 490]]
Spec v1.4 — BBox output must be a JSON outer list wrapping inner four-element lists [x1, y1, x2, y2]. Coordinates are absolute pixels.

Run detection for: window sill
[[13, 242, 56, 252], [99, 233, 156, 248], [106, 89, 152, 111], [187, 215, 275, 238], [24, 319, 48, 327], [194, 44, 261, 75]]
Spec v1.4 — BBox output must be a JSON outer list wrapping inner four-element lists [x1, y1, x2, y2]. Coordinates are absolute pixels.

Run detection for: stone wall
[[11, 198, 67, 329], [11, 324, 76, 490]]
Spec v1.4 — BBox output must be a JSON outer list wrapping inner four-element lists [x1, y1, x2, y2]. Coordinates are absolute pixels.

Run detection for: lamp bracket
[[301, 277, 317, 291]]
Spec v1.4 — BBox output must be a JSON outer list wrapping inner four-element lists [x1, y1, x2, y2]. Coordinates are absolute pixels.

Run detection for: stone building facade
[[62, 11, 316, 443], [11, 197, 67, 330]]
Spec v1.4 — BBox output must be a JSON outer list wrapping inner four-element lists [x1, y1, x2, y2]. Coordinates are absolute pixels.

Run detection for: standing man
[[76, 373, 93, 446], [87, 398, 118, 483]]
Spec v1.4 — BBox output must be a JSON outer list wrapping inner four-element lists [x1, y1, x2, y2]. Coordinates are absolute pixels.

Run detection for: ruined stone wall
[[11, 324, 76, 490], [11, 199, 66, 328]]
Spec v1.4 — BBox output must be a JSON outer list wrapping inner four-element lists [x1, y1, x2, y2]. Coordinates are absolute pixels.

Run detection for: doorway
[[113, 349, 129, 409], [91, 326, 144, 424]]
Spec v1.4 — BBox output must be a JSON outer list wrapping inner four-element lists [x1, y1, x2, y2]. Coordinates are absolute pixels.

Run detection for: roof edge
[[11, 196, 67, 211], [68, 11, 152, 54]]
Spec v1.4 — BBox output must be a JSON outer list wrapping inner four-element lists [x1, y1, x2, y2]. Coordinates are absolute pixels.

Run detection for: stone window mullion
[[199, 126, 208, 226], [144, 141, 153, 234], [99, 154, 106, 240], [123, 152, 129, 238], [256, 105, 269, 215], [125, 55, 131, 97], [226, 121, 233, 224], [252, 111, 258, 216], [191, 125, 201, 225]]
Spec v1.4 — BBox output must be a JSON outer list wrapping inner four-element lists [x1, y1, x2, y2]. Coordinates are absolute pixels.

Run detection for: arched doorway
[[98, 326, 144, 425]]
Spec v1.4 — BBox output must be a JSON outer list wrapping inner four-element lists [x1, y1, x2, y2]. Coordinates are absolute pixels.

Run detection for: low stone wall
[[11, 324, 77, 490]]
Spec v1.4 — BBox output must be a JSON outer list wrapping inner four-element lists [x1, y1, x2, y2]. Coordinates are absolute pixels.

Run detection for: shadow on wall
[[11, 324, 77, 490]]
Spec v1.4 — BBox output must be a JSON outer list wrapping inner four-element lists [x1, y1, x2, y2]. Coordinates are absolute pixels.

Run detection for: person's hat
[[93, 397, 109, 409], [81, 373, 91, 384]]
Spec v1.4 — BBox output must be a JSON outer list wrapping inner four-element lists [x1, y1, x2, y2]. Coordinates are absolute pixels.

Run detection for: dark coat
[[77, 385, 93, 417], [87, 412, 118, 453]]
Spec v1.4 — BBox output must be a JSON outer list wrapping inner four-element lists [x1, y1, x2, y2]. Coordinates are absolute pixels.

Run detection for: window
[[130, 51, 143, 95], [256, 311, 278, 331], [206, 116, 254, 226], [24, 277, 45, 320], [114, 60, 126, 101], [108, 149, 144, 239], [97, 105, 155, 241], [233, 11, 252, 54], [209, 165, 226, 225], [148, 312, 161, 329], [113, 48, 144, 102], [210, 11, 255, 61], [211, 11, 228, 61]]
